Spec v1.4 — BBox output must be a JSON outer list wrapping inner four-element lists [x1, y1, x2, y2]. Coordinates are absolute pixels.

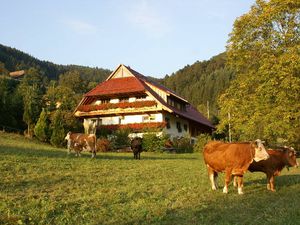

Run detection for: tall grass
[[0, 132, 299, 224]]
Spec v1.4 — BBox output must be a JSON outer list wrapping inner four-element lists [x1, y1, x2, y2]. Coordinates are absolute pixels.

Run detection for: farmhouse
[[74, 64, 214, 140]]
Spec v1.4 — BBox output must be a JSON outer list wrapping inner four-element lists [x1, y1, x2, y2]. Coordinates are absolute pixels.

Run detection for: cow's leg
[[207, 166, 217, 190], [67, 140, 72, 154], [233, 176, 237, 188], [236, 175, 244, 194], [223, 169, 232, 194], [138, 152, 140, 160], [214, 171, 218, 189], [91, 151, 96, 158], [266, 173, 273, 191], [269, 175, 275, 192]]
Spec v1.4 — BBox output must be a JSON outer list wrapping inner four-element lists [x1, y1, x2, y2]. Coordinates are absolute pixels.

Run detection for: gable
[[107, 64, 134, 80]]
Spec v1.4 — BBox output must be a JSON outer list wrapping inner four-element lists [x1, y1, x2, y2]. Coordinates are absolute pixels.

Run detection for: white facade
[[162, 113, 190, 139]]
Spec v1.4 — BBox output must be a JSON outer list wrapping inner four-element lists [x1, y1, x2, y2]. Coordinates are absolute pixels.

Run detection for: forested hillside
[[161, 53, 235, 118], [0, 44, 111, 82]]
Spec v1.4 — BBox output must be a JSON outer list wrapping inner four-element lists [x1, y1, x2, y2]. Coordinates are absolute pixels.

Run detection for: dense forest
[[160, 53, 235, 118], [0, 44, 111, 83]]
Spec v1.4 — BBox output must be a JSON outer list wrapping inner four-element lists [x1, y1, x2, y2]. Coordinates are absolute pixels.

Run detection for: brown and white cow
[[203, 140, 269, 194], [64, 132, 97, 158], [234, 146, 299, 192]]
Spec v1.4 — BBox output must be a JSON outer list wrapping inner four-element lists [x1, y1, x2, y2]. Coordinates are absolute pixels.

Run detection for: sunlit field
[[1, 132, 299, 225]]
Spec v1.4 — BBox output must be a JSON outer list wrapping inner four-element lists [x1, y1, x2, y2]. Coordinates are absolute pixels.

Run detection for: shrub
[[50, 110, 65, 147], [142, 132, 169, 152], [173, 137, 193, 153], [110, 128, 131, 150], [34, 108, 50, 142], [193, 133, 212, 152], [96, 138, 110, 152]]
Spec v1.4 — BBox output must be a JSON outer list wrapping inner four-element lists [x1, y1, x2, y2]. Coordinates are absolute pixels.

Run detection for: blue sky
[[1, 0, 255, 78]]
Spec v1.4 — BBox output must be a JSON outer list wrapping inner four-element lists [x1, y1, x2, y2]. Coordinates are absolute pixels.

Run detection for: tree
[[50, 110, 65, 147], [34, 108, 50, 142], [18, 68, 45, 137], [23, 85, 42, 137], [218, 0, 300, 146], [58, 70, 86, 93]]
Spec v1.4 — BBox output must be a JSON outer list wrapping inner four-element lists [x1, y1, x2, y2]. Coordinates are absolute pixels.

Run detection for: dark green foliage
[[110, 129, 131, 150], [58, 70, 86, 94], [18, 68, 45, 137], [34, 108, 50, 142], [142, 133, 169, 152], [142, 133, 161, 152], [0, 77, 25, 131], [161, 53, 235, 118], [50, 110, 65, 147], [0, 44, 111, 82], [193, 134, 212, 152]]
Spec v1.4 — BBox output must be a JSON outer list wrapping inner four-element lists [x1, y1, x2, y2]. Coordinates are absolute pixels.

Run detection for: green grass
[[0, 132, 300, 225]]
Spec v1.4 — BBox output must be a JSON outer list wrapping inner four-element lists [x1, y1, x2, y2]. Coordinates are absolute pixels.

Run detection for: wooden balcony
[[75, 100, 162, 117]]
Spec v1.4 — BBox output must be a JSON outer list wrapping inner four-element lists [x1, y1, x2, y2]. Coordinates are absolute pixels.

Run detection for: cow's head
[[253, 139, 269, 162], [64, 131, 72, 141], [283, 146, 299, 168]]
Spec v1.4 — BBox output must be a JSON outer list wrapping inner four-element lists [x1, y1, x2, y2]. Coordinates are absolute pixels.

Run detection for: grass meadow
[[0, 132, 300, 225]]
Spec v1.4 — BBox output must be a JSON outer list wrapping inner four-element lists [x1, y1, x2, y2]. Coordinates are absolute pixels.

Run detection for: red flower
[[78, 100, 157, 112], [98, 122, 167, 131]]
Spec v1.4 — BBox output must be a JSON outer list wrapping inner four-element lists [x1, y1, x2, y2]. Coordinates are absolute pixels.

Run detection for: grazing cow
[[64, 132, 97, 158], [131, 137, 143, 159], [203, 140, 269, 194], [234, 146, 299, 192]]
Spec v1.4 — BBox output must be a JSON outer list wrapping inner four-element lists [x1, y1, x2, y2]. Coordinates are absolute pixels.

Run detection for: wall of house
[[162, 113, 190, 140], [145, 82, 167, 102], [83, 113, 164, 133]]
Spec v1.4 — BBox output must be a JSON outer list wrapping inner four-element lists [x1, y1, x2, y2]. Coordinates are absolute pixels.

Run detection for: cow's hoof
[[223, 187, 228, 194]]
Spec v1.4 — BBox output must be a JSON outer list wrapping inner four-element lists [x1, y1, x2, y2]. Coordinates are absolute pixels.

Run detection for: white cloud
[[63, 19, 97, 35], [127, 0, 171, 38]]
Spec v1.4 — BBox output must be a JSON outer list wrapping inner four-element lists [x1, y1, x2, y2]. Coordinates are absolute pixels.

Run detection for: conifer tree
[[34, 108, 49, 142], [50, 110, 65, 147]]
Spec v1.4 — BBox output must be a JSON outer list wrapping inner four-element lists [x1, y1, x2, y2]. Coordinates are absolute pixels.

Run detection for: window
[[176, 122, 182, 133], [92, 118, 102, 127], [101, 99, 110, 104], [184, 124, 188, 132], [119, 97, 129, 102], [142, 115, 149, 122], [165, 117, 171, 129]]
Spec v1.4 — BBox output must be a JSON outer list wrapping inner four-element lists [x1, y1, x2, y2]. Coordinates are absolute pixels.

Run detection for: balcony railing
[[97, 122, 167, 131], [78, 100, 157, 112]]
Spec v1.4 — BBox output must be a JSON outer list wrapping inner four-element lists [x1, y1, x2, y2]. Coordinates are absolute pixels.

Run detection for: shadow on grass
[[243, 174, 300, 190], [0, 145, 197, 161]]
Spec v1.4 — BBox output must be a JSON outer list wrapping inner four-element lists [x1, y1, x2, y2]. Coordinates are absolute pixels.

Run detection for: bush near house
[[173, 137, 194, 153], [193, 133, 212, 152]]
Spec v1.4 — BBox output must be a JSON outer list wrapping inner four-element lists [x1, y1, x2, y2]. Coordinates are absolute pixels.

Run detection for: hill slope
[[0, 44, 111, 82], [160, 53, 235, 117]]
